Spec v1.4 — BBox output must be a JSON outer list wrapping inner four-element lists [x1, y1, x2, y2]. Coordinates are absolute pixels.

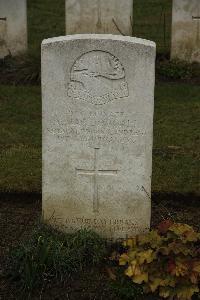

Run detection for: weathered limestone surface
[[171, 0, 200, 62], [0, 0, 27, 58], [42, 34, 156, 239], [65, 0, 133, 35]]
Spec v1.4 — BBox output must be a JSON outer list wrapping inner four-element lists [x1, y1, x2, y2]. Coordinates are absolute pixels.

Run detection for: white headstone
[[65, 0, 133, 36], [0, 0, 27, 58], [171, 0, 200, 62], [42, 34, 156, 240]]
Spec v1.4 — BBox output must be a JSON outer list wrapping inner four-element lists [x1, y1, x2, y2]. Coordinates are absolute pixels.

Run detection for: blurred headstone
[[0, 0, 27, 58], [65, 0, 133, 35], [171, 0, 200, 62]]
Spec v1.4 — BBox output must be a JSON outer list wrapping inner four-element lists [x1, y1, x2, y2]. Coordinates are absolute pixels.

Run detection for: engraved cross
[[76, 148, 118, 213]]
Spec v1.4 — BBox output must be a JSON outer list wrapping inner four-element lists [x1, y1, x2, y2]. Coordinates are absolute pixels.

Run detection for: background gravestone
[[65, 0, 133, 35], [42, 34, 156, 239], [171, 0, 200, 63], [0, 0, 27, 58]]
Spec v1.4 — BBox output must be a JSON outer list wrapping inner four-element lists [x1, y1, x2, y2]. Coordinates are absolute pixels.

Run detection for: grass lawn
[[27, 0, 65, 53], [0, 83, 199, 195], [153, 83, 200, 194], [0, 86, 41, 193], [133, 0, 172, 54]]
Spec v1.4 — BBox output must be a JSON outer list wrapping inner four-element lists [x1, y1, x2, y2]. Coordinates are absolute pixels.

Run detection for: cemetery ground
[[0, 0, 200, 299], [0, 80, 199, 300]]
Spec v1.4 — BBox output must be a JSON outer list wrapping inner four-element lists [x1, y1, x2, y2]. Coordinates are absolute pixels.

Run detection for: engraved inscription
[[68, 50, 129, 105], [76, 148, 118, 213], [48, 110, 147, 146], [64, 217, 148, 235]]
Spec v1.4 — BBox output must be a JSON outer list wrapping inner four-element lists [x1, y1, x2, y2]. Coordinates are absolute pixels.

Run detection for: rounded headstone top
[[42, 34, 156, 49]]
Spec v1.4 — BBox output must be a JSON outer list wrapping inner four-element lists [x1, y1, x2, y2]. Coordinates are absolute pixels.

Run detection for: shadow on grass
[[1, 191, 199, 206]]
